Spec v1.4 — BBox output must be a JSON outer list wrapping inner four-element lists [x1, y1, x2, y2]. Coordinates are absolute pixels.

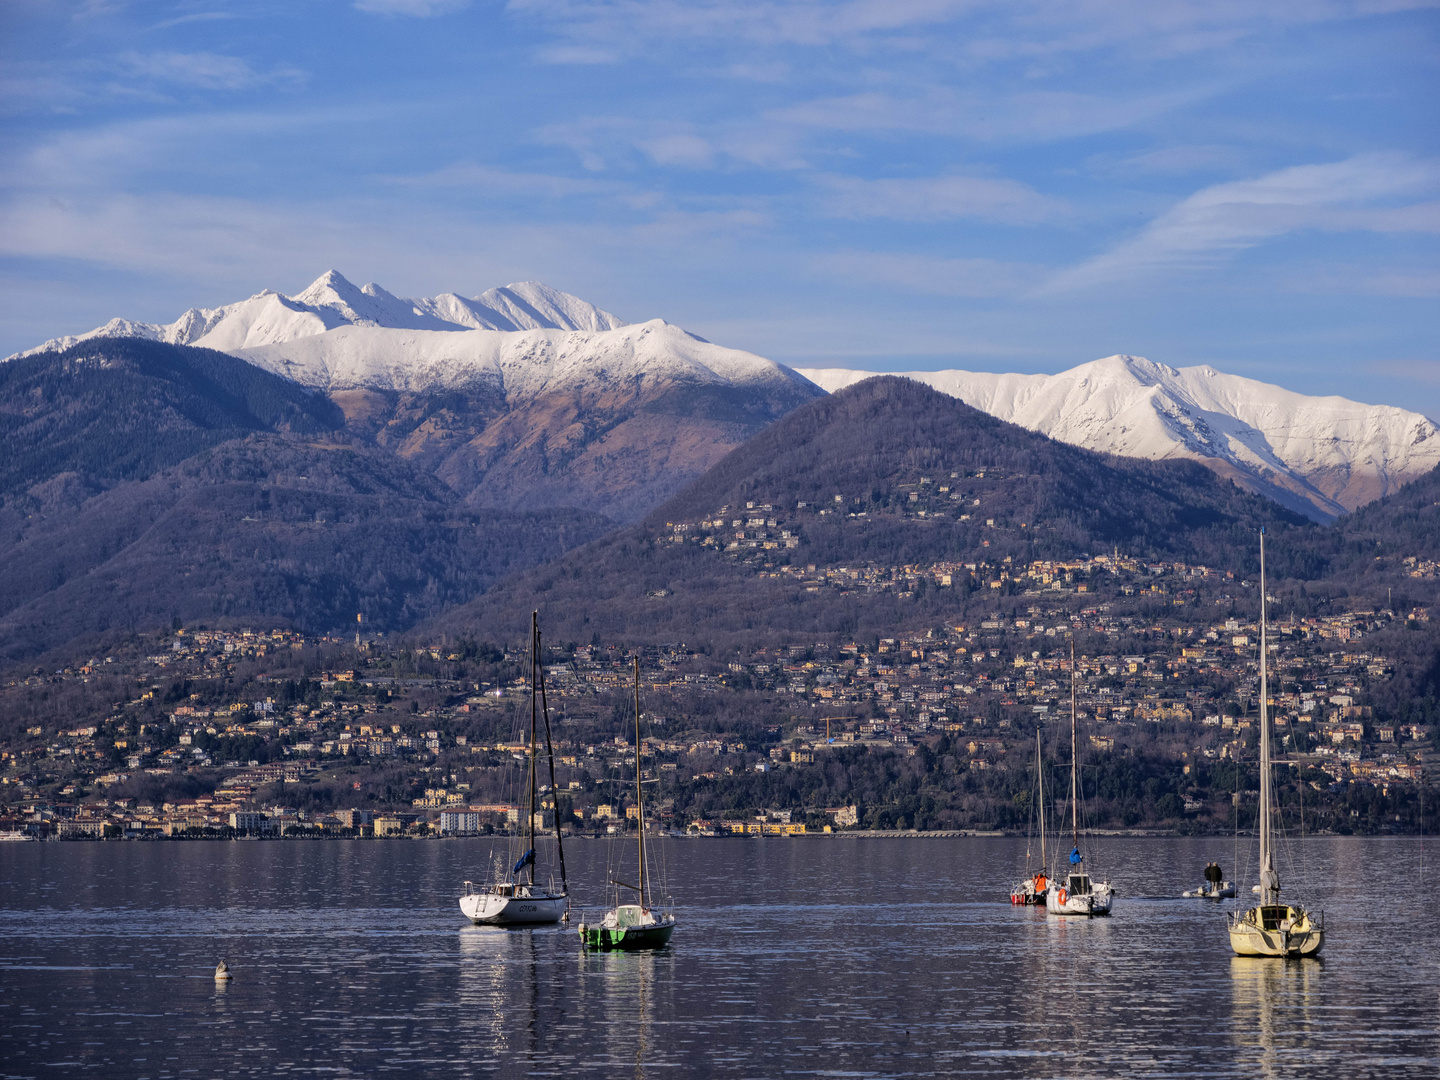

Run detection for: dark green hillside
[[431, 377, 1312, 646], [0, 436, 612, 664], [0, 339, 343, 498]]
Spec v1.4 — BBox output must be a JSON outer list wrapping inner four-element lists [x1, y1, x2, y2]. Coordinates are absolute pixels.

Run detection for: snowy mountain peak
[[10, 274, 631, 359], [294, 269, 358, 306], [8, 274, 810, 409], [796, 358, 1440, 521], [14, 279, 1436, 521]]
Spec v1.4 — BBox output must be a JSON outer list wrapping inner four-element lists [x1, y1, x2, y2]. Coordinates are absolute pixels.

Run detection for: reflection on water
[[1230, 956, 1325, 1080], [0, 837, 1436, 1078]]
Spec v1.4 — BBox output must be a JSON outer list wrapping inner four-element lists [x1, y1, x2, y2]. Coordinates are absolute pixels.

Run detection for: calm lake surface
[[1, 835, 1437, 1079]]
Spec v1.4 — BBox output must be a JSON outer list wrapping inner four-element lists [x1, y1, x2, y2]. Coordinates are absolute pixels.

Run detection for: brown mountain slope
[[332, 378, 822, 522]]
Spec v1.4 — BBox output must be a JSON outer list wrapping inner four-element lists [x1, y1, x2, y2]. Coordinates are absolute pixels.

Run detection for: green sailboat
[[579, 657, 676, 951]]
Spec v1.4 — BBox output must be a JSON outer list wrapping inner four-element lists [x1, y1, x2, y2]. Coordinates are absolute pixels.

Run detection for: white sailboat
[[1228, 529, 1325, 957], [459, 611, 570, 926], [1046, 641, 1114, 917]]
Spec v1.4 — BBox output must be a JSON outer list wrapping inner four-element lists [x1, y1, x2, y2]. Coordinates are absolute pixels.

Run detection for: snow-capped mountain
[[18, 271, 627, 356], [233, 320, 813, 398], [796, 356, 1440, 521], [16, 274, 1438, 521], [16, 270, 811, 402]]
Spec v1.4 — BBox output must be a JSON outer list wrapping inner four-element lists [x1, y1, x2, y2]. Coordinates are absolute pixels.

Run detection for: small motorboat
[[214, 960, 233, 981], [1183, 862, 1235, 899]]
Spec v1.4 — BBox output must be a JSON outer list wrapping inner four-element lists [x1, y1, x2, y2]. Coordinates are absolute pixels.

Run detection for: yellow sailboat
[[1228, 529, 1324, 958]]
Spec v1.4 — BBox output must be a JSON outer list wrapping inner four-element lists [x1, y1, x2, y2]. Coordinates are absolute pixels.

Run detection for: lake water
[[1, 835, 1436, 1079]]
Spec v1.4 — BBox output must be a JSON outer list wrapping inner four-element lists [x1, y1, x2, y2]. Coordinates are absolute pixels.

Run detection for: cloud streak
[[355, 0, 470, 15], [811, 250, 1045, 298], [1049, 153, 1440, 289], [508, 0, 1440, 64], [816, 173, 1067, 224], [120, 51, 305, 91]]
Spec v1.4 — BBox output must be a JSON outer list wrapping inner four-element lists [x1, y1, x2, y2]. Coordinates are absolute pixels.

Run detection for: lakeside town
[[1, 546, 1430, 842]]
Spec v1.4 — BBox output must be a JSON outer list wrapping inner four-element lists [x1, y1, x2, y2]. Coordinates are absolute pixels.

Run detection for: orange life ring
[[1058, 888, 1068, 905]]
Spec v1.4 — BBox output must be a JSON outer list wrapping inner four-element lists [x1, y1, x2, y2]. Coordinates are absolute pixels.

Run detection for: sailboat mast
[[527, 611, 538, 883], [1259, 530, 1274, 901], [536, 628, 568, 898], [1037, 728, 1046, 873], [1070, 640, 1079, 852], [634, 657, 647, 909]]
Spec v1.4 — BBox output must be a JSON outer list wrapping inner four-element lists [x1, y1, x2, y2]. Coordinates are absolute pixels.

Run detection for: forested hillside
[[0, 341, 614, 663], [0, 339, 343, 499], [432, 378, 1317, 647]]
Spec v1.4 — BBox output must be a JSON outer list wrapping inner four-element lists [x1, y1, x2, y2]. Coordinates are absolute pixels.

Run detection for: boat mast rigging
[[1258, 531, 1278, 905], [536, 623, 569, 899], [1037, 728, 1046, 875], [1070, 640, 1079, 854], [634, 656, 647, 910]]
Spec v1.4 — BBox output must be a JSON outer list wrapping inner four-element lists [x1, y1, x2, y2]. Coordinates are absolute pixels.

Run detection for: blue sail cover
[[513, 848, 536, 875], [1069, 847, 1083, 865]]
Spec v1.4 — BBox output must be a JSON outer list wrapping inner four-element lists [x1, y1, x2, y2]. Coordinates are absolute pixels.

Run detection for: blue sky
[[2, 1, 1437, 411]]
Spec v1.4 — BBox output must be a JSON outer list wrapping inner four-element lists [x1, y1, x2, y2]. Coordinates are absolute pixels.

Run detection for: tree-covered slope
[[0, 436, 612, 664], [0, 338, 343, 498], [431, 377, 1314, 646]]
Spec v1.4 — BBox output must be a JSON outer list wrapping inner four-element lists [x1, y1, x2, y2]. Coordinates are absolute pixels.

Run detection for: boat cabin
[[606, 904, 653, 928], [1068, 873, 1091, 895], [1254, 905, 1295, 931]]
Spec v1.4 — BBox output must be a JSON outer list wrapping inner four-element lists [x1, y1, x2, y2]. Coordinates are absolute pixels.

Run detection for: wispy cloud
[[1366, 358, 1440, 384], [534, 116, 808, 172], [120, 51, 305, 91], [2, 111, 351, 193], [767, 85, 1217, 143], [355, 0, 470, 14], [816, 173, 1067, 224], [1089, 143, 1250, 178], [507, 0, 974, 53], [811, 250, 1045, 297], [1049, 153, 1440, 289], [508, 0, 1440, 64], [147, 11, 242, 32], [381, 162, 619, 197], [1285, 266, 1440, 298]]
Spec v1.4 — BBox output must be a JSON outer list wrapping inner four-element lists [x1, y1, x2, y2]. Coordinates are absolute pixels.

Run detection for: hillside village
[[1, 552, 1430, 839]]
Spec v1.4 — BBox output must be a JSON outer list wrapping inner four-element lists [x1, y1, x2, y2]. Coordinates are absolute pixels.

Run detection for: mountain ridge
[[430, 376, 1314, 647], [0, 338, 616, 662], [15, 274, 1437, 522], [797, 355, 1440, 522], [15, 272, 629, 358]]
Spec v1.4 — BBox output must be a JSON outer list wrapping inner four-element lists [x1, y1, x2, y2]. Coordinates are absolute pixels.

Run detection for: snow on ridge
[[7, 271, 630, 360], [795, 355, 1440, 517], [5, 270, 812, 404], [14, 274, 1431, 518], [234, 319, 814, 399]]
